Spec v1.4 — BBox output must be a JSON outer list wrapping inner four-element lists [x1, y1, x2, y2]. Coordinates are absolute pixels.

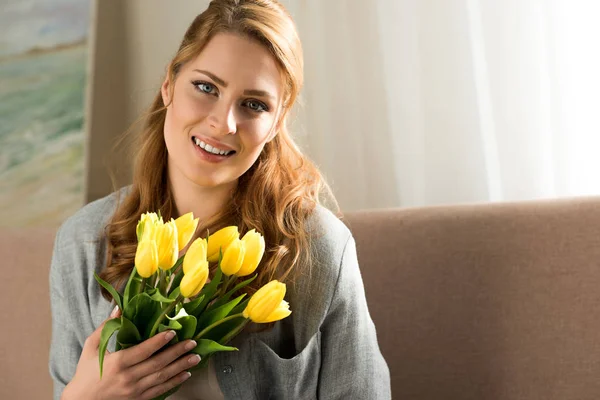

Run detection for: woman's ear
[[161, 75, 171, 107]]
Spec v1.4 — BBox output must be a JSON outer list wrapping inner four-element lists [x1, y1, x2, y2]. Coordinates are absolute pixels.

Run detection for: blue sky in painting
[[0, 0, 90, 58]]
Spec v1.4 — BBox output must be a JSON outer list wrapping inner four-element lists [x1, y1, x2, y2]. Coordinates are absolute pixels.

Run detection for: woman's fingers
[[131, 339, 198, 380], [137, 349, 201, 388], [139, 371, 192, 400], [116, 330, 177, 368]]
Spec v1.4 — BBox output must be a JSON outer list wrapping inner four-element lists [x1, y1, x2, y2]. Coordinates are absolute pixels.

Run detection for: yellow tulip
[[207, 226, 239, 262], [174, 212, 199, 252], [135, 239, 159, 278], [183, 238, 208, 274], [237, 229, 265, 277], [243, 280, 291, 323], [155, 219, 179, 270], [180, 260, 209, 298], [220, 238, 245, 276], [136, 212, 161, 242]]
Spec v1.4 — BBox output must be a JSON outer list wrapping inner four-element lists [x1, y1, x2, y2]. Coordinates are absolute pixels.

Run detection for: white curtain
[[281, 0, 600, 210]]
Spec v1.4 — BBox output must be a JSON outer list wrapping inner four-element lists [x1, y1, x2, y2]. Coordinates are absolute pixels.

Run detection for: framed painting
[[0, 0, 91, 226]]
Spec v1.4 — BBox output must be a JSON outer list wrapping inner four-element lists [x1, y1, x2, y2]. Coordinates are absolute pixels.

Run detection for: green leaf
[[187, 338, 238, 371], [94, 272, 123, 312], [99, 318, 121, 377], [168, 319, 183, 330], [210, 274, 257, 310], [204, 298, 250, 342], [117, 316, 142, 347], [167, 308, 197, 340], [182, 294, 205, 317], [205, 315, 247, 343], [194, 267, 223, 315], [196, 294, 246, 334], [190, 339, 238, 358], [147, 288, 176, 303], [231, 297, 250, 316], [167, 256, 185, 295], [122, 267, 140, 309], [169, 287, 181, 300], [123, 292, 162, 339]]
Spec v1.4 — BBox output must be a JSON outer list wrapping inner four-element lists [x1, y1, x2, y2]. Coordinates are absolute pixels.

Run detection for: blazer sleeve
[[318, 235, 392, 399], [48, 226, 84, 400]]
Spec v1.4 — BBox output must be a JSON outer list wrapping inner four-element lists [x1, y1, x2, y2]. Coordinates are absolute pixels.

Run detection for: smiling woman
[[49, 1, 391, 399]]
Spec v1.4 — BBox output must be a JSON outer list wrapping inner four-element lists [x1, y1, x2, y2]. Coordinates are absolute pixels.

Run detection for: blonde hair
[[99, 0, 337, 300]]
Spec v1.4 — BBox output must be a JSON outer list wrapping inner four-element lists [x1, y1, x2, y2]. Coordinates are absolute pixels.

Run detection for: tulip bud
[[207, 226, 239, 262], [135, 239, 159, 278], [136, 212, 160, 242], [155, 219, 179, 270], [174, 212, 199, 252], [243, 280, 291, 323], [220, 238, 245, 276], [180, 260, 209, 298], [237, 229, 265, 277], [183, 238, 208, 274]]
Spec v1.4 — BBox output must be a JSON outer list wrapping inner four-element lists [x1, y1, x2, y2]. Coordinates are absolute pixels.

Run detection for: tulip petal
[[243, 280, 288, 323], [183, 238, 208, 274], [175, 212, 199, 251], [207, 226, 239, 262], [262, 302, 292, 323]]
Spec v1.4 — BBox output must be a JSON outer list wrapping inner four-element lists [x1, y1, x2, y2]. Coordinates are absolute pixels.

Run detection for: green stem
[[219, 319, 249, 345], [193, 313, 245, 341], [138, 278, 146, 295], [149, 294, 184, 337], [218, 275, 232, 298], [159, 270, 170, 295]]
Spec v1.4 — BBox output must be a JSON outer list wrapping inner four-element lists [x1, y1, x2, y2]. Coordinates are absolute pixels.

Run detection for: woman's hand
[[62, 307, 201, 400]]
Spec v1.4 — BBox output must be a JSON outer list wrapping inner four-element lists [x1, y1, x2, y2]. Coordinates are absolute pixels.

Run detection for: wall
[[86, 0, 210, 203]]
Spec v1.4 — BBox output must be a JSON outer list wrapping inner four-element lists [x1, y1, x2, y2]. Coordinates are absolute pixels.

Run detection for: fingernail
[[110, 305, 119, 317], [185, 340, 197, 351], [188, 354, 201, 365], [165, 330, 176, 341]]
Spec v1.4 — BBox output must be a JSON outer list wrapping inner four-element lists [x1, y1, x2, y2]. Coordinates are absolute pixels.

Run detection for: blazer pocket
[[252, 331, 321, 400]]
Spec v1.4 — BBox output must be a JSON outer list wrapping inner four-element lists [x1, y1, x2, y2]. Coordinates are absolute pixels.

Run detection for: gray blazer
[[49, 191, 391, 399]]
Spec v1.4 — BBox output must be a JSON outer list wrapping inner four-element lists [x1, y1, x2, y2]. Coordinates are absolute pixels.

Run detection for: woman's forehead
[[184, 32, 283, 97]]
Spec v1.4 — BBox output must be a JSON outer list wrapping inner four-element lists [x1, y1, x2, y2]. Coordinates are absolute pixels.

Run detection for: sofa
[[3, 196, 600, 399]]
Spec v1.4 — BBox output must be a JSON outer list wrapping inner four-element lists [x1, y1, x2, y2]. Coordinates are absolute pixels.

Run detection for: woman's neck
[[168, 171, 237, 225]]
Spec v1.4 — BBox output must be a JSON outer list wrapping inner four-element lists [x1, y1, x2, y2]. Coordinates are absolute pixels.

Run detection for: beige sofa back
[[2, 197, 600, 399], [345, 197, 600, 399], [0, 228, 55, 399]]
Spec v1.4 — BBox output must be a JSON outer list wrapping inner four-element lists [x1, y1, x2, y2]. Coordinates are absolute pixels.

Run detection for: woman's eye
[[193, 81, 216, 95], [244, 100, 268, 113]]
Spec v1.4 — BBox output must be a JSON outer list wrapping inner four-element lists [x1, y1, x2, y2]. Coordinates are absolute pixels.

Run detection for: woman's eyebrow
[[194, 69, 228, 87], [243, 89, 275, 100]]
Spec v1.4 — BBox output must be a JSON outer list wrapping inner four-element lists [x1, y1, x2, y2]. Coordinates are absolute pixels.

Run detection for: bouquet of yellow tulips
[[94, 212, 291, 399]]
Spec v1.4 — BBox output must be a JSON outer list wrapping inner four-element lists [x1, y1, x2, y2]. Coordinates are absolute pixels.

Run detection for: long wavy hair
[[99, 0, 337, 301]]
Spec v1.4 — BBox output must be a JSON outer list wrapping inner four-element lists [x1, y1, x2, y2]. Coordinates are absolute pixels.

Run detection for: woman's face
[[161, 32, 283, 192]]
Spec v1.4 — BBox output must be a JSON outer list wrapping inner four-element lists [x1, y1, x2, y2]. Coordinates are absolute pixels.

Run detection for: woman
[[49, 0, 391, 399]]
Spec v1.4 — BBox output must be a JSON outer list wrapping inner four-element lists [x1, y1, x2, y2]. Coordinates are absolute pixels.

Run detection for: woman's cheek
[[183, 95, 212, 120], [240, 118, 275, 146]]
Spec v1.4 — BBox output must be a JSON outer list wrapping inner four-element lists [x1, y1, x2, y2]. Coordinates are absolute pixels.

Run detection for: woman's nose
[[208, 102, 236, 135]]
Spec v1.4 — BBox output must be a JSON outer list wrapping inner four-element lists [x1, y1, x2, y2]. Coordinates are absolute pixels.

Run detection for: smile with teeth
[[193, 137, 234, 156]]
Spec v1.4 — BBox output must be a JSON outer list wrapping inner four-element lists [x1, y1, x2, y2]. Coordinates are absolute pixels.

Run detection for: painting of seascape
[[0, 0, 91, 227]]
